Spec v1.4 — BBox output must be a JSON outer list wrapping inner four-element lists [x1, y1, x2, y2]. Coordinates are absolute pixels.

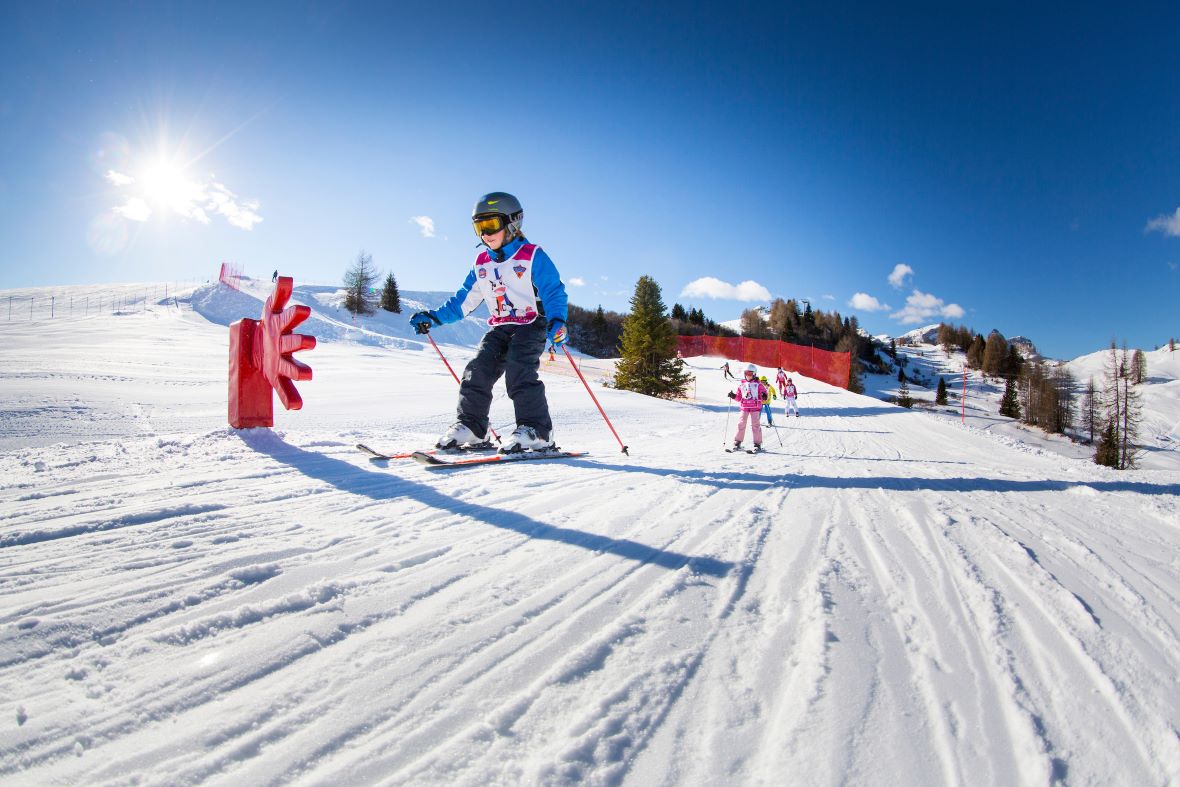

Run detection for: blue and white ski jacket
[[432, 236, 567, 329]]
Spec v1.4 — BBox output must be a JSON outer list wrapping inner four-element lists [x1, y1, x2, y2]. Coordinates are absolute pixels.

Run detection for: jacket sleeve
[[432, 269, 482, 324], [532, 247, 568, 324]]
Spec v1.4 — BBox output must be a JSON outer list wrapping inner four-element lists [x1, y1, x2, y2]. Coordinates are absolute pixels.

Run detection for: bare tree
[[344, 250, 379, 317], [1132, 348, 1147, 384], [1080, 377, 1099, 444]]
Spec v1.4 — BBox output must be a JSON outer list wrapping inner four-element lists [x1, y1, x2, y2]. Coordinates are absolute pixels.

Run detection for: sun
[[139, 158, 199, 213]]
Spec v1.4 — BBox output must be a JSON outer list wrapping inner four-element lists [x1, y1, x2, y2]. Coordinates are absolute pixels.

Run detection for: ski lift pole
[[562, 345, 629, 455], [426, 333, 500, 444]]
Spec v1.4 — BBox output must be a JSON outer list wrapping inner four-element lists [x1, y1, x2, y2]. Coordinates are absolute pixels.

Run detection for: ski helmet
[[472, 192, 524, 241], [745, 363, 757, 375]]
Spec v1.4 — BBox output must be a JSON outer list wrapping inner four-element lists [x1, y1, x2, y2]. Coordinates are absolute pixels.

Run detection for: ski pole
[[723, 396, 734, 448], [426, 333, 501, 444], [562, 345, 629, 455]]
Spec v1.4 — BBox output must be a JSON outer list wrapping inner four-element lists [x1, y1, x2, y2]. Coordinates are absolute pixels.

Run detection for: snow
[[2, 281, 1179, 785]]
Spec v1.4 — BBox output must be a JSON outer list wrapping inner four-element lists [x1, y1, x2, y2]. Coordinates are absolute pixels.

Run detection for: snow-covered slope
[[2, 282, 1179, 785], [865, 336, 1180, 471]]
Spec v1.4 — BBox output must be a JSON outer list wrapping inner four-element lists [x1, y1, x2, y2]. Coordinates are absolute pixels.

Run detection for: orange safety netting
[[677, 335, 851, 389]]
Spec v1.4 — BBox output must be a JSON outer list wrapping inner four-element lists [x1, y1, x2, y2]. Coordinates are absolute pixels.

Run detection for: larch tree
[[343, 250, 379, 317]]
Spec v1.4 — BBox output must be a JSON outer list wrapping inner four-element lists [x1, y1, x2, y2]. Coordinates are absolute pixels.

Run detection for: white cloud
[[849, 292, 890, 311], [568, 277, 586, 286], [890, 289, 965, 324], [822, 294, 835, 301], [410, 215, 436, 238], [888, 263, 914, 289], [207, 183, 262, 230], [113, 197, 152, 222], [680, 276, 772, 302], [105, 169, 135, 187], [105, 165, 262, 230], [1146, 207, 1180, 237]]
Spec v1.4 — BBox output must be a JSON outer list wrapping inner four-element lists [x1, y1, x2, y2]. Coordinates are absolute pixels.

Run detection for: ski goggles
[[472, 214, 509, 236]]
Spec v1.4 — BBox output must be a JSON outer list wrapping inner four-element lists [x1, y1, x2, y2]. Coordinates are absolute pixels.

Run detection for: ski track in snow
[[1, 287, 1179, 786]]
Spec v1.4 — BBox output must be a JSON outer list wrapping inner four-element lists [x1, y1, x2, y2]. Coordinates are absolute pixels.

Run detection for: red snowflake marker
[[228, 276, 316, 428]]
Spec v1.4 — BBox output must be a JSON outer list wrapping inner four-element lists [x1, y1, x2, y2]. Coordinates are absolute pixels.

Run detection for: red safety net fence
[[677, 335, 851, 389], [219, 261, 243, 291]]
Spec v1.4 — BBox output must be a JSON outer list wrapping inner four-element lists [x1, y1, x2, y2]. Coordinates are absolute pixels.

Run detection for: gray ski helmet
[[472, 192, 524, 239]]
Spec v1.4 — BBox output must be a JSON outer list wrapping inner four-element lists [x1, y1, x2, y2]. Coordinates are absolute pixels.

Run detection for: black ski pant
[[456, 319, 552, 439]]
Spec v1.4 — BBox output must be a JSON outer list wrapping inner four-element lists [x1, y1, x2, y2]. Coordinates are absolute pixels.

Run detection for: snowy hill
[[864, 335, 1180, 472], [2, 281, 1179, 785]]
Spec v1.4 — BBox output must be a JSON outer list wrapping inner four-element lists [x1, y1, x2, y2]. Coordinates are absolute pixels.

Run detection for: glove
[[727, 391, 737, 399], [547, 319, 568, 347], [409, 311, 441, 335]]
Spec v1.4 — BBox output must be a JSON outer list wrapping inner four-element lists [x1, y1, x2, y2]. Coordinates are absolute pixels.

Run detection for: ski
[[356, 442, 495, 461], [725, 448, 766, 454], [411, 449, 586, 469]]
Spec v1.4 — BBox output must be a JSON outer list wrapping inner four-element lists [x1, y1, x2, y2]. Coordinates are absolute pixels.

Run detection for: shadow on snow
[[240, 431, 733, 578]]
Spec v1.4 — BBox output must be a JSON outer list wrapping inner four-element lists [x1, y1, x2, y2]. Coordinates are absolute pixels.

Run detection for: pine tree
[[343, 250, 378, 317], [1002, 344, 1024, 380], [897, 376, 913, 408], [671, 303, 687, 321], [1094, 418, 1120, 467], [936, 376, 948, 405], [380, 272, 401, 313], [614, 276, 693, 399], [999, 376, 1021, 419]]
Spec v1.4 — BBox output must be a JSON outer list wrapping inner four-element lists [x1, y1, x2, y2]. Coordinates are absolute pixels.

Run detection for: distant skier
[[721, 361, 735, 380], [782, 376, 800, 417], [410, 192, 568, 453], [728, 363, 769, 451], [272, 269, 278, 282], [759, 375, 777, 426], [776, 367, 788, 394], [547, 344, 557, 362]]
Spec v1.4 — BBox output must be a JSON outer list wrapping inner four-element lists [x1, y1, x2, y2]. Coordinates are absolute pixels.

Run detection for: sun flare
[[139, 159, 198, 212]]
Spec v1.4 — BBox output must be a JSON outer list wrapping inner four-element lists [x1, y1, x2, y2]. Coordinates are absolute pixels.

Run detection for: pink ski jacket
[[734, 379, 768, 412]]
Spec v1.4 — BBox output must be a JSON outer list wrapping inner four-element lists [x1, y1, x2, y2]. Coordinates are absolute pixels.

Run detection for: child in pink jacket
[[728, 363, 769, 450]]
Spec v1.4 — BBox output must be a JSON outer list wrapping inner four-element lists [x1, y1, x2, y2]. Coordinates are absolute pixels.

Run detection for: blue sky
[[1, 2, 1177, 359]]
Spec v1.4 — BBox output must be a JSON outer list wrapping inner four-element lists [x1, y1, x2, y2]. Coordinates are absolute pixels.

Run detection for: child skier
[[727, 363, 769, 451], [410, 192, 569, 453], [759, 375, 777, 426], [782, 376, 800, 417], [776, 367, 788, 394]]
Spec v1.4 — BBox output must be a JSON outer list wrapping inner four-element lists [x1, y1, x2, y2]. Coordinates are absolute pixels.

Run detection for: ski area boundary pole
[[427, 333, 501, 444], [563, 345, 628, 455], [961, 367, 966, 425]]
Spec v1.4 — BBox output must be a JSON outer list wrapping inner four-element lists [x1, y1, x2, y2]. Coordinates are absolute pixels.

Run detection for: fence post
[[51, 296, 55, 319]]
